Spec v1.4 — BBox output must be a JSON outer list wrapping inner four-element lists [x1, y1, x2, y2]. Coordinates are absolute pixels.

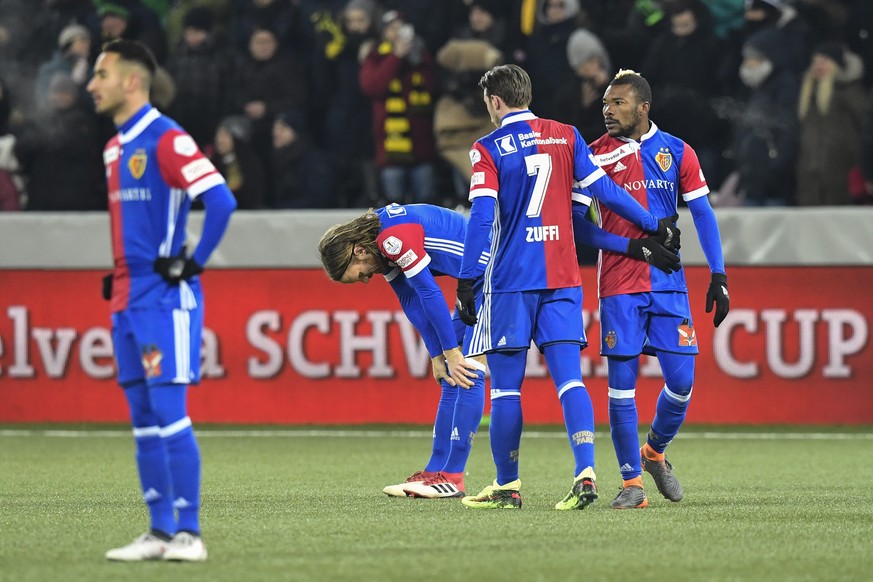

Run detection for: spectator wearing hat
[[360, 10, 438, 204], [731, 28, 800, 206], [552, 27, 612, 142], [718, 0, 811, 97], [271, 109, 337, 208], [795, 42, 868, 206], [96, 1, 168, 64], [211, 115, 266, 209], [166, 6, 238, 149], [743, 0, 810, 74], [34, 24, 92, 108], [164, 2, 232, 56], [13, 73, 105, 210]]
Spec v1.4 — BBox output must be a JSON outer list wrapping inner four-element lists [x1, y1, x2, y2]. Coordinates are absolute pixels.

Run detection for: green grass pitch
[[2, 425, 872, 581]]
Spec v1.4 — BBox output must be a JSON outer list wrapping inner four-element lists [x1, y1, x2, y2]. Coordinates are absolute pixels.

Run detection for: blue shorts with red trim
[[112, 303, 203, 387], [599, 291, 698, 357]]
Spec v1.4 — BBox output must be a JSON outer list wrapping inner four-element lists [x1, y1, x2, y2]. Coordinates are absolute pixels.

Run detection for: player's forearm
[[572, 204, 628, 254], [397, 290, 444, 357], [590, 174, 658, 232], [411, 276, 459, 354], [392, 275, 455, 357], [192, 185, 236, 267], [687, 195, 725, 274], [459, 197, 494, 279]]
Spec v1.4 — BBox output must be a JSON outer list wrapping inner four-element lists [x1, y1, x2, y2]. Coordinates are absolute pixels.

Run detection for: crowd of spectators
[[1, 0, 872, 211]]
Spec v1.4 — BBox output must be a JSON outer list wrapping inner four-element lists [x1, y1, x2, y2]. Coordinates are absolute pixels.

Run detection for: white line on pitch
[[0, 429, 871, 440]]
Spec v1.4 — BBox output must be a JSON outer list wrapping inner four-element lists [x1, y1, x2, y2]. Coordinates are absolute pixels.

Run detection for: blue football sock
[[489, 394, 522, 484], [135, 434, 176, 536], [545, 343, 594, 476], [649, 392, 690, 453], [487, 351, 527, 485], [649, 352, 695, 454], [150, 385, 201, 535], [442, 369, 486, 474], [124, 383, 175, 536], [425, 380, 457, 472], [164, 424, 201, 534], [609, 399, 640, 480], [607, 356, 642, 480], [558, 386, 596, 476]]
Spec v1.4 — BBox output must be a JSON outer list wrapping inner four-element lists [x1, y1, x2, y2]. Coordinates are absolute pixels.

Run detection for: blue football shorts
[[455, 277, 485, 356], [112, 304, 203, 387], [466, 286, 586, 355], [599, 291, 698, 357]]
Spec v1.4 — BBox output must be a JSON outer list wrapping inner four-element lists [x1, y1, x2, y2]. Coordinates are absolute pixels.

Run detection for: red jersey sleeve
[[468, 141, 499, 201], [156, 129, 225, 199], [679, 142, 709, 202], [375, 223, 431, 278]]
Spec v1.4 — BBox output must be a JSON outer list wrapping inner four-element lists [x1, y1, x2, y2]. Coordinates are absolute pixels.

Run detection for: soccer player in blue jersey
[[88, 40, 236, 560], [318, 203, 488, 499], [456, 64, 680, 510], [578, 69, 730, 509]]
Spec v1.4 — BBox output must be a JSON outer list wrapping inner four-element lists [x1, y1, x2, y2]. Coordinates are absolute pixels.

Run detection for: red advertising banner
[[1, 267, 870, 425]]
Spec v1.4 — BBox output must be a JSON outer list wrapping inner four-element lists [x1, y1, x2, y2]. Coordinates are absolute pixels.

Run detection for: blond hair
[[317, 210, 384, 281]]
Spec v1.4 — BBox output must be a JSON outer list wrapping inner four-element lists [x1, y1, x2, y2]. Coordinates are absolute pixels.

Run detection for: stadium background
[[2, 207, 871, 425]]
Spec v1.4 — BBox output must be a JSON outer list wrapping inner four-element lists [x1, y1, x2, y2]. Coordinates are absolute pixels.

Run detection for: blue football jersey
[[374, 203, 489, 355], [103, 105, 226, 312], [375, 203, 489, 281], [589, 123, 709, 297], [466, 111, 604, 292]]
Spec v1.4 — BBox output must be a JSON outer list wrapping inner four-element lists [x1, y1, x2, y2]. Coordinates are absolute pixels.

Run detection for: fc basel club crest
[[655, 148, 672, 172], [605, 330, 617, 350], [141, 344, 163, 378], [677, 319, 697, 347], [128, 149, 148, 179]]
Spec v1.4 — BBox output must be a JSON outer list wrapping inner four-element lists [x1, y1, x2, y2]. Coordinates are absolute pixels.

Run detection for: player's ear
[[352, 244, 367, 257], [122, 68, 139, 93]]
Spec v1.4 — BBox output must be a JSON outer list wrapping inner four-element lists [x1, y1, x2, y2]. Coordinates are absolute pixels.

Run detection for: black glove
[[101, 273, 113, 301], [705, 273, 730, 327], [649, 214, 681, 251], [456, 278, 478, 326], [154, 251, 203, 284], [627, 238, 681, 274]]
